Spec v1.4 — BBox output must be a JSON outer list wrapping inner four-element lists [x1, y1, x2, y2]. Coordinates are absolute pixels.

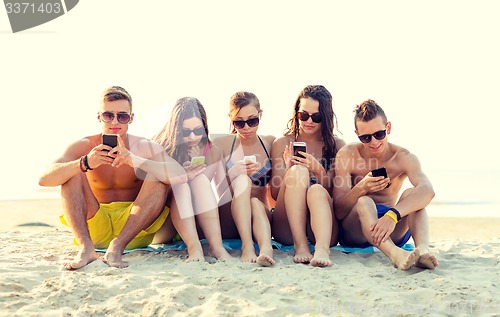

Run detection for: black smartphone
[[371, 167, 387, 178], [102, 134, 118, 151], [372, 167, 390, 188], [293, 142, 307, 159]]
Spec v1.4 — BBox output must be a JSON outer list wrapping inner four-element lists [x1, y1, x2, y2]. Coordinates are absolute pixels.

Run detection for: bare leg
[[408, 208, 439, 269], [229, 175, 257, 262], [190, 174, 232, 260], [103, 178, 169, 268], [345, 197, 420, 270], [397, 189, 438, 269], [60, 173, 100, 270], [169, 183, 205, 262], [250, 198, 275, 267], [284, 166, 312, 264], [307, 185, 332, 267]]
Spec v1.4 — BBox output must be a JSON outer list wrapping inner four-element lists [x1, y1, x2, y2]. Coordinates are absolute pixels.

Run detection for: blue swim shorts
[[339, 204, 411, 248]]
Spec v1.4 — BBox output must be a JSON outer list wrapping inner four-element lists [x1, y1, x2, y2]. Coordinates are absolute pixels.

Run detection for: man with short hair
[[39, 86, 186, 269], [334, 99, 438, 270]]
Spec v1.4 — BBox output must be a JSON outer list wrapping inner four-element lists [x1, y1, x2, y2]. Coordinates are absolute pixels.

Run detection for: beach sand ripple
[[1, 229, 500, 316]]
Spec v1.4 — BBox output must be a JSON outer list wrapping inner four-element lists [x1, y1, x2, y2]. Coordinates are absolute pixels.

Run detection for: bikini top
[[226, 136, 272, 187]]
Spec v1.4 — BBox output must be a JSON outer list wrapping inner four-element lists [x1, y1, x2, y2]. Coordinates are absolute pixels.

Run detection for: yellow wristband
[[384, 211, 398, 223]]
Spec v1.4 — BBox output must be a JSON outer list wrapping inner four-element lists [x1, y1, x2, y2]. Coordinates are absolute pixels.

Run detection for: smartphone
[[293, 142, 307, 159], [371, 167, 387, 178], [243, 155, 256, 163], [372, 167, 390, 188], [102, 134, 118, 151], [191, 156, 206, 165]]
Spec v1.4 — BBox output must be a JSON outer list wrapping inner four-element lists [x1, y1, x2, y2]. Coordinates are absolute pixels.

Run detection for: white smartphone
[[243, 155, 256, 163], [293, 142, 307, 158], [191, 156, 206, 165]]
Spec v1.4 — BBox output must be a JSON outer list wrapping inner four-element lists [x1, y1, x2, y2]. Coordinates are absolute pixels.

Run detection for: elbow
[[38, 175, 51, 187]]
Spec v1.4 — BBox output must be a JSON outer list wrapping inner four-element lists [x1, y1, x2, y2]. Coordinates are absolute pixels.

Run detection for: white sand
[[1, 199, 499, 316]]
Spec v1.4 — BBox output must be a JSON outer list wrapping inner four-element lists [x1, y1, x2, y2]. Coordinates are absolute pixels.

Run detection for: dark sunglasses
[[233, 117, 260, 129], [100, 111, 131, 124], [182, 127, 205, 137], [297, 111, 322, 123], [358, 129, 387, 143]]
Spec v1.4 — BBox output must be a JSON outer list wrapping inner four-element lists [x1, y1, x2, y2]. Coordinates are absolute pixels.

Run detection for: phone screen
[[191, 156, 206, 165], [102, 134, 118, 150], [371, 167, 387, 178], [293, 142, 306, 159]]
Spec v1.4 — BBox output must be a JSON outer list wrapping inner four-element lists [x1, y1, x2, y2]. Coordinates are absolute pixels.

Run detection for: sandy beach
[[1, 199, 500, 316]]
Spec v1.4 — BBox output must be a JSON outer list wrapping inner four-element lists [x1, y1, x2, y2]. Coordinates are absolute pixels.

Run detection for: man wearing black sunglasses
[[333, 99, 438, 270], [39, 86, 185, 269]]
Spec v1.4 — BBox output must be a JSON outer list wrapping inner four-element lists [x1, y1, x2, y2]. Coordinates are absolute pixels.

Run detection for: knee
[[61, 173, 87, 194], [285, 165, 309, 187], [306, 184, 328, 201], [353, 196, 375, 216], [189, 173, 210, 186], [232, 174, 252, 192], [250, 197, 265, 215]]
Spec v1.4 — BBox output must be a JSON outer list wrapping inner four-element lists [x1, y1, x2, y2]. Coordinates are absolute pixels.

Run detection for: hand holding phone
[[243, 155, 256, 163], [191, 156, 206, 165], [102, 134, 118, 151], [371, 167, 390, 188], [293, 142, 307, 159]]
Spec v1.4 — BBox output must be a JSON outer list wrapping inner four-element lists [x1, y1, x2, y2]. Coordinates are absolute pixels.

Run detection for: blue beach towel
[[95, 239, 414, 254]]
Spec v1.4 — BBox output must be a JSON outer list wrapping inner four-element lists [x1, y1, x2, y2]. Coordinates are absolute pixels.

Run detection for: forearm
[[132, 156, 187, 185], [39, 159, 83, 187], [395, 184, 435, 217]]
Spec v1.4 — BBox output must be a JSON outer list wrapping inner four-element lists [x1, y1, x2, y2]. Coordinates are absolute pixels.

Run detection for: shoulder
[[336, 142, 360, 158], [391, 144, 419, 166], [129, 134, 165, 157], [260, 134, 276, 149], [334, 136, 347, 151], [272, 135, 293, 147], [211, 134, 235, 148], [260, 134, 276, 144]]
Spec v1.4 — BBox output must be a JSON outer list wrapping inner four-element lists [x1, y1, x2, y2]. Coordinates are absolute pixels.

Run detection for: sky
[[1, 0, 499, 200]]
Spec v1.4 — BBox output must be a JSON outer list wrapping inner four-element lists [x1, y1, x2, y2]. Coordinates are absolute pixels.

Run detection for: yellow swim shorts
[[60, 201, 169, 250]]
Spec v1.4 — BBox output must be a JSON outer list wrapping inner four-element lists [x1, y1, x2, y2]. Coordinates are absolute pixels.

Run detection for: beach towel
[[95, 239, 414, 254]]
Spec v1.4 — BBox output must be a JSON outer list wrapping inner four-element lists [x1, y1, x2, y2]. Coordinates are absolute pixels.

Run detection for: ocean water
[[3, 168, 498, 218]]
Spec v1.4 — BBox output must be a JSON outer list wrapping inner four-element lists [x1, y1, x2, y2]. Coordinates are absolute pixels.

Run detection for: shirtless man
[[39, 86, 186, 269], [333, 99, 439, 270]]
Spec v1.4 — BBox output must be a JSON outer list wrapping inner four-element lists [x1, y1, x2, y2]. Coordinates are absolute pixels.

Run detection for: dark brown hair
[[228, 91, 260, 134], [354, 99, 387, 129], [101, 86, 133, 112], [152, 97, 210, 164], [285, 85, 338, 170]]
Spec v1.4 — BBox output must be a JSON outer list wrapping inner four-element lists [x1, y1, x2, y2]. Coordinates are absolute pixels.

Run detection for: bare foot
[[391, 248, 420, 270], [256, 246, 275, 267], [241, 244, 257, 263], [63, 246, 99, 270], [102, 241, 128, 268], [415, 246, 439, 269], [293, 245, 313, 264], [208, 245, 233, 261], [310, 248, 332, 267], [186, 247, 205, 262]]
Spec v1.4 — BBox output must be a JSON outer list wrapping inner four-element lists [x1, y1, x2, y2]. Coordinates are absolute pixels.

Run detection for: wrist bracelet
[[83, 155, 93, 171], [384, 211, 398, 223], [79, 156, 87, 173], [389, 207, 401, 221]]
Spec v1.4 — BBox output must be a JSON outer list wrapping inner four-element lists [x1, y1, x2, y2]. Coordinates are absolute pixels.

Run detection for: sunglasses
[[100, 111, 131, 124], [358, 129, 387, 143], [232, 117, 260, 129], [182, 127, 205, 137], [297, 111, 322, 123]]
